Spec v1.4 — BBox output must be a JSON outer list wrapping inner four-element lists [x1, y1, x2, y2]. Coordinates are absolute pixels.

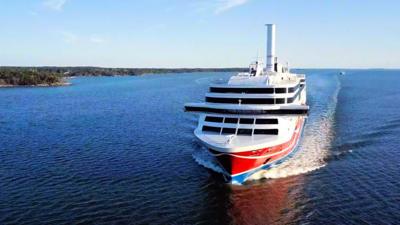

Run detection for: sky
[[1, 0, 400, 68]]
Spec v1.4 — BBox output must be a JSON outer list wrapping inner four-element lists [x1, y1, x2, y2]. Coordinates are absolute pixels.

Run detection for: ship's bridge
[[228, 71, 301, 87]]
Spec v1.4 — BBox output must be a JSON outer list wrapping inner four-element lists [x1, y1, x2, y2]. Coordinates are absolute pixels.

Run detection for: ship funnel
[[266, 24, 276, 72]]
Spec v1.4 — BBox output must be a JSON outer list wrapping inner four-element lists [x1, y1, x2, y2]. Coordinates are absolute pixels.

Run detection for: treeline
[[0, 66, 246, 86], [0, 68, 64, 86], [2, 66, 247, 77]]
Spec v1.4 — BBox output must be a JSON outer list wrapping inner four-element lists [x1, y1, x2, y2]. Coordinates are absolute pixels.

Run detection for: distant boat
[[184, 24, 308, 184], [340, 71, 346, 75]]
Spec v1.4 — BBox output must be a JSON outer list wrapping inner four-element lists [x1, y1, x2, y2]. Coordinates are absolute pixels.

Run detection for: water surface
[[0, 70, 399, 224]]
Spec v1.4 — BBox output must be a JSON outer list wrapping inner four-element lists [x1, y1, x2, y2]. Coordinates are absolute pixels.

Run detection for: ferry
[[185, 24, 308, 184]]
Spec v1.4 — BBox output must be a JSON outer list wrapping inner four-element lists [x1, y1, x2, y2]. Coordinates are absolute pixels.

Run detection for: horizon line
[[1, 65, 400, 70]]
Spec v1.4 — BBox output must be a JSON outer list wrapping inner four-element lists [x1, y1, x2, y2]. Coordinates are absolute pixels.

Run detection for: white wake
[[192, 147, 227, 175], [249, 74, 341, 180]]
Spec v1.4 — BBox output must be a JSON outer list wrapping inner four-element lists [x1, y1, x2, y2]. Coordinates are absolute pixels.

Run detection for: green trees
[[0, 66, 246, 86], [0, 68, 64, 86]]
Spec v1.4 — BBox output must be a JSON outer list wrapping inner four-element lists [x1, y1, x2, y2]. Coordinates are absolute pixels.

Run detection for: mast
[[265, 24, 276, 72]]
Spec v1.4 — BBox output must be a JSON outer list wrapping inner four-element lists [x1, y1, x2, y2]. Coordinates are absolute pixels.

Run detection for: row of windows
[[206, 97, 286, 104], [202, 126, 279, 135], [205, 116, 278, 124], [206, 84, 304, 105], [210, 86, 299, 94], [185, 106, 308, 115]]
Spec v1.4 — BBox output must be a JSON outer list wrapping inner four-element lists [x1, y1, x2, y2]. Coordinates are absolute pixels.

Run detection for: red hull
[[210, 118, 304, 176]]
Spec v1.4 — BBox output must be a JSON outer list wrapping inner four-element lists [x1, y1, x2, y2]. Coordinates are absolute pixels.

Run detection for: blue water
[[0, 70, 399, 224]]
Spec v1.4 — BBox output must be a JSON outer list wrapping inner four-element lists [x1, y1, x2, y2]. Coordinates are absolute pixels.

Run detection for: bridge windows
[[239, 118, 254, 124], [237, 129, 253, 136], [275, 88, 287, 94], [225, 118, 238, 123], [205, 116, 223, 123], [202, 117, 279, 136], [256, 118, 278, 124], [202, 126, 221, 133], [221, 128, 236, 134]]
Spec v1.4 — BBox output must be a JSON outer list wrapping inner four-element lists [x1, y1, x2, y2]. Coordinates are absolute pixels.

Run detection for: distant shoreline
[[0, 82, 71, 88], [0, 67, 72, 88], [0, 67, 246, 87], [1, 66, 247, 76]]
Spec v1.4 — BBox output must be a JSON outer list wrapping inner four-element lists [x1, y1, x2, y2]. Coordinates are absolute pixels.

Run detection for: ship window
[[253, 88, 274, 94], [224, 117, 238, 123], [256, 118, 278, 124], [254, 129, 279, 135], [206, 97, 237, 104], [237, 129, 252, 136], [275, 98, 285, 104], [205, 116, 223, 123], [202, 126, 221, 133], [288, 84, 299, 93], [222, 128, 236, 134], [300, 79, 306, 82], [246, 98, 274, 104], [275, 88, 287, 94], [239, 118, 254, 124], [287, 85, 303, 104]]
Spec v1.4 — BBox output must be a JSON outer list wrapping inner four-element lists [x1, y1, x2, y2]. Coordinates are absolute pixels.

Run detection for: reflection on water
[[193, 172, 307, 225], [229, 176, 306, 225]]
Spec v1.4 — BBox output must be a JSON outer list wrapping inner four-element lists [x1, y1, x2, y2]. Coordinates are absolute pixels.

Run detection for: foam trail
[[249, 117, 332, 180], [192, 147, 226, 175], [250, 73, 341, 180]]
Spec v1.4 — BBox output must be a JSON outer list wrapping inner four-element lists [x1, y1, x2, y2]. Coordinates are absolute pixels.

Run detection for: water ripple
[[1, 72, 399, 224]]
